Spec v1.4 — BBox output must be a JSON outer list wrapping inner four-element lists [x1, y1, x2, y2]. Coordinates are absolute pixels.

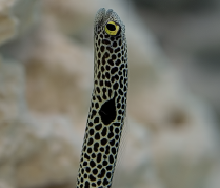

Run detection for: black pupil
[[106, 24, 116, 31]]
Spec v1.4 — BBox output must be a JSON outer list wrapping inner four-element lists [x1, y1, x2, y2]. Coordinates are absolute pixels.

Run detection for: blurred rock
[[42, 0, 95, 36], [0, 1, 85, 188], [0, 0, 17, 46], [0, 0, 40, 47], [23, 20, 93, 125], [135, 0, 220, 123], [0, 58, 26, 121], [0, 59, 81, 188], [133, 0, 216, 12], [12, 0, 40, 36], [15, 114, 81, 188], [0, 0, 220, 188]]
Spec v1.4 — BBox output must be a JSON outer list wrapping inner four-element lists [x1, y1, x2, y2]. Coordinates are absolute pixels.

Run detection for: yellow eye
[[105, 21, 120, 35]]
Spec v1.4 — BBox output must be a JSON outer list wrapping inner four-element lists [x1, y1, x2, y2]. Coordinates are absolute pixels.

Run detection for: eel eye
[[105, 21, 120, 35], [106, 24, 116, 31]]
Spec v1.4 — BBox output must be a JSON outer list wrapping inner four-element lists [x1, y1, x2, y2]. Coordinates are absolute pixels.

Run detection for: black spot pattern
[[107, 59, 114, 66], [106, 47, 113, 53], [102, 39, 111, 45], [115, 48, 120, 53], [101, 46, 105, 52], [77, 8, 128, 188]]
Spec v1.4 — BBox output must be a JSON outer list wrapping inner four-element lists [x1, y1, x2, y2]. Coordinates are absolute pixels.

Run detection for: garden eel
[[76, 8, 128, 188]]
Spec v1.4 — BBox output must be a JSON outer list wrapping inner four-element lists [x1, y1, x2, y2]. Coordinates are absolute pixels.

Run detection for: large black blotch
[[99, 95, 116, 125]]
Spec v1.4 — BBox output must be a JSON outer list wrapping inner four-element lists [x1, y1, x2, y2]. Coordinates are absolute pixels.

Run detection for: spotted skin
[[76, 8, 127, 188]]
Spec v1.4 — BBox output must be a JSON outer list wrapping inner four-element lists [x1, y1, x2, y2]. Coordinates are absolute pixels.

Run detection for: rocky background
[[0, 0, 220, 188]]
